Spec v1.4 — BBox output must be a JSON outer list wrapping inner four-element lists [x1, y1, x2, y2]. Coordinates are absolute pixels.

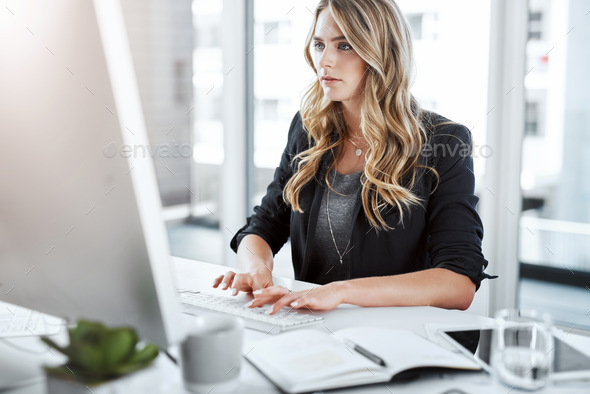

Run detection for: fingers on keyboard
[[219, 271, 236, 290], [212, 275, 224, 288]]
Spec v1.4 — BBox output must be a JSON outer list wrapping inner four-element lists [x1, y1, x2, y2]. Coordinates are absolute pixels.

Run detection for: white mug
[[180, 315, 244, 394]]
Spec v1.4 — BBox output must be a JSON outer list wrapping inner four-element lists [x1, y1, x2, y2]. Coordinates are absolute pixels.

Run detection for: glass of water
[[491, 309, 554, 391]]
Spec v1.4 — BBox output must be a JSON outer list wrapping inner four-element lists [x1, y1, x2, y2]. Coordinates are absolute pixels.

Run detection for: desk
[[3, 257, 589, 393]]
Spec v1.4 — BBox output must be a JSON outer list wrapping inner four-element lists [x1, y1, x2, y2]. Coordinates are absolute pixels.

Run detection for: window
[[263, 22, 279, 44], [518, 0, 590, 329], [196, 25, 220, 48], [250, 1, 317, 208], [528, 11, 543, 40], [261, 99, 279, 121], [191, 0, 224, 218], [398, 0, 490, 179], [524, 102, 539, 136], [523, 89, 547, 137], [407, 14, 423, 40]]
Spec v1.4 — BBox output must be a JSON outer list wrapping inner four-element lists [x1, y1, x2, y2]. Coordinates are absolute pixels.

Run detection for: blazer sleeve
[[230, 112, 306, 255], [425, 123, 494, 289]]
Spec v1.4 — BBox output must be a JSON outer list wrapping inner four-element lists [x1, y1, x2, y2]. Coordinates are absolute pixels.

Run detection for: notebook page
[[335, 327, 480, 374], [245, 329, 389, 388]]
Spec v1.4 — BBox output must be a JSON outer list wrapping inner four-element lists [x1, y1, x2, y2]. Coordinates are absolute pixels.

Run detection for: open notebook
[[245, 327, 480, 393]]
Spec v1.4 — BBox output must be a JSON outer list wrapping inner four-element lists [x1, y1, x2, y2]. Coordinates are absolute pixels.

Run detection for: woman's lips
[[322, 76, 341, 85]]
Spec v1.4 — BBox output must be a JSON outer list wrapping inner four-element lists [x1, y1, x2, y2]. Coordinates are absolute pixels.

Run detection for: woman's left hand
[[247, 282, 346, 315]]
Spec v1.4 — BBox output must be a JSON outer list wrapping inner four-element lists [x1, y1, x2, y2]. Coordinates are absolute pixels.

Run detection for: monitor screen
[[0, 0, 184, 352]]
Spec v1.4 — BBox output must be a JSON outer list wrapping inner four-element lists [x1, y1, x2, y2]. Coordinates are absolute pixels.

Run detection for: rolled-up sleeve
[[230, 112, 305, 255], [426, 124, 495, 289]]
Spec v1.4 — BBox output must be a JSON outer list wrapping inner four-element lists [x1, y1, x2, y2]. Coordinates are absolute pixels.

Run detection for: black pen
[[344, 339, 387, 367]]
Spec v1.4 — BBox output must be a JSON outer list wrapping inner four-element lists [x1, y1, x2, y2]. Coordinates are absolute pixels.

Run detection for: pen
[[344, 339, 387, 367]]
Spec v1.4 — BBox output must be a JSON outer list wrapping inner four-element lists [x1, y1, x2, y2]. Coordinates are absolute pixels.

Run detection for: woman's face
[[312, 9, 367, 109]]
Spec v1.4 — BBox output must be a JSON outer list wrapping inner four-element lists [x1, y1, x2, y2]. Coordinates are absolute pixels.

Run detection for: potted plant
[[41, 319, 159, 394]]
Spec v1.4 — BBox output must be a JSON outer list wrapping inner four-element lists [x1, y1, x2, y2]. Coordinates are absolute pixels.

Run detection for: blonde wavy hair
[[283, 0, 433, 230]]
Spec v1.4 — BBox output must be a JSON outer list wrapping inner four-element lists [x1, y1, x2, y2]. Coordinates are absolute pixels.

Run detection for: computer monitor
[[0, 0, 185, 357]]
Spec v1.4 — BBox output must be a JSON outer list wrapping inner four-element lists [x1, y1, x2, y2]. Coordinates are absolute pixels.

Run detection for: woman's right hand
[[212, 266, 274, 295], [212, 234, 275, 295]]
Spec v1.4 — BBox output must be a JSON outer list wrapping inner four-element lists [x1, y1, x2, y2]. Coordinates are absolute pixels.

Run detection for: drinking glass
[[491, 308, 554, 391]]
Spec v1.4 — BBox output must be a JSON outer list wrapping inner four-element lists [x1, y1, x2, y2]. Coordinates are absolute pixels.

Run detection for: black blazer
[[231, 112, 493, 289]]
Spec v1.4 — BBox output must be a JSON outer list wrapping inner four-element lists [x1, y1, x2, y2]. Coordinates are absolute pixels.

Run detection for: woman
[[213, 0, 493, 314]]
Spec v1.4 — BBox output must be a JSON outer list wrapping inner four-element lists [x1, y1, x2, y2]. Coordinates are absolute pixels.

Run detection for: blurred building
[[520, 0, 590, 272]]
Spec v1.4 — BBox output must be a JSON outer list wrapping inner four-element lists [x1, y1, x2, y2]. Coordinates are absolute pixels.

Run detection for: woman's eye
[[313, 41, 325, 51], [339, 43, 353, 51]]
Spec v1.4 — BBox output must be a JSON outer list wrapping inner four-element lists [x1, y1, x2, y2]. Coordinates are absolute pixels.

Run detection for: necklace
[[348, 138, 368, 157], [326, 183, 352, 265]]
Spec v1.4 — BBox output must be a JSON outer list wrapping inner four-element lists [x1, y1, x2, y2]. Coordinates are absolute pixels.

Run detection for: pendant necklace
[[348, 138, 368, 157], [326, 182, 352, 265]]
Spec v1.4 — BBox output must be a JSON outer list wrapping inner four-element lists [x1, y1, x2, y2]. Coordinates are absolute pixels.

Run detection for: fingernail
[[290, 301, 299, 307], [245, 300, 254, 307], [231, 288, 238, 296], [265, 307, 273, 315], [212, 280, 217, 287], [221, 283, 228, 290], [253, 289, 262, 295]]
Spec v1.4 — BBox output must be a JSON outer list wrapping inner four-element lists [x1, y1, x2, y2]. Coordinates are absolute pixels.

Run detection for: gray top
[[309, 170, 362, 284]]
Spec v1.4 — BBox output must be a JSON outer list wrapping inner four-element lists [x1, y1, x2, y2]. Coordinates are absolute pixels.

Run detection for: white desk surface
[[3, 256, 589, 394]]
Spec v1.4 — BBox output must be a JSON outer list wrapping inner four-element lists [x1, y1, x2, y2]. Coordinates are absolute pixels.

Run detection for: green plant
[[41, 319, 159, 385]]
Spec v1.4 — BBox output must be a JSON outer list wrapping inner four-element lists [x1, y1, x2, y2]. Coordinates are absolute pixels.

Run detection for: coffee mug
[[180, 315, 244, 394]]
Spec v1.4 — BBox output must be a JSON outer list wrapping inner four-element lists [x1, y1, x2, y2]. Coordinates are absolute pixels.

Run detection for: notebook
[[244, 326, 480, 393]]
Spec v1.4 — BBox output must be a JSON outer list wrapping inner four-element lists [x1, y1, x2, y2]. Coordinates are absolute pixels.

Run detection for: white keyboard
[[0, 302, 64, 337], [177, 290, 324, 334]]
